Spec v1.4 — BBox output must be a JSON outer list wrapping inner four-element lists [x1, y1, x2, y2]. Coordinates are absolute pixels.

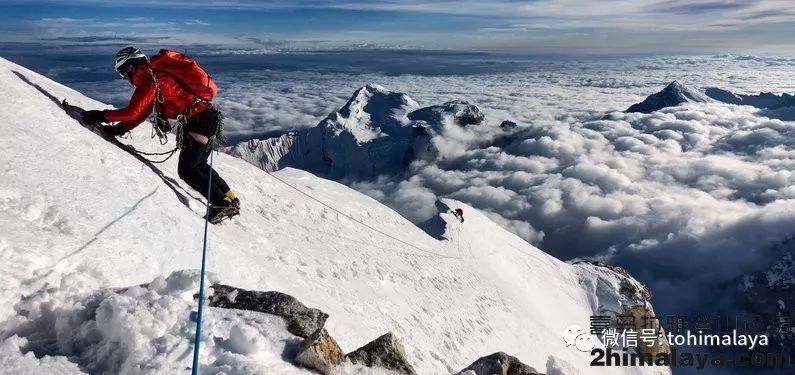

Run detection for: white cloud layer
[[363, 102, 795, 316]]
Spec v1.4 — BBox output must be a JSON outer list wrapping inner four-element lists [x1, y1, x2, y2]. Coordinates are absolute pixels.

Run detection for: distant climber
[[452, 208, 464, 223], [82, 46, 239, 224]]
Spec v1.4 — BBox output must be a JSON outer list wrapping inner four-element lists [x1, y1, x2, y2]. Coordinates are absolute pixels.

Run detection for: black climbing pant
[[177, 108, 230, 205]]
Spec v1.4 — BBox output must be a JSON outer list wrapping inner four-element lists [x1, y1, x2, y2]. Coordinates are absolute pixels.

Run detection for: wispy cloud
[[40, 17, 81, 23], [478, 27, 529, 33], [185, 19, 211, 26], [39, 35, 172, 43], [34, 17, 179, 30], [649, 0, 753, 15]]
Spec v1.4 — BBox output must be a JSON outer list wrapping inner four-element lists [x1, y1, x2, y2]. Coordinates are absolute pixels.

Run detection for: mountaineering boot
[[205, 193, 240, 224]]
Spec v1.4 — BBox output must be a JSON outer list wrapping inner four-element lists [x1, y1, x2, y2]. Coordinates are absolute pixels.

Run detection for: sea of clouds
[[24, 51, 795, 318]]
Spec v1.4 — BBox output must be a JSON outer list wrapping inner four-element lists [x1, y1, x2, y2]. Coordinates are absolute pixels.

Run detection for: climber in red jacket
[[82, 47, 239, 224]]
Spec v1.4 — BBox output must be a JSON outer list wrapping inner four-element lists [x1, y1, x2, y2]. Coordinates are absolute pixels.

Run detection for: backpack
[[149, 49, 217, 101]]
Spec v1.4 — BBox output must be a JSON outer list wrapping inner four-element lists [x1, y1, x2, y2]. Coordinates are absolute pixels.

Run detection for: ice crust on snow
[[0, 57, 668, 374]]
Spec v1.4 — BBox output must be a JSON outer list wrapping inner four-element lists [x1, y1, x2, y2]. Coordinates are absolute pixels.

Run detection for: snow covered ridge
[[0, 56, 669, 374], [626, 80, 795, 114], [232, 84, 487, 179]]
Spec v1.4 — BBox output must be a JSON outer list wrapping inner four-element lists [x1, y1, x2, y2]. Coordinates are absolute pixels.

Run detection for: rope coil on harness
[[121, 114, 184, 164], [122, 145, 178, 164], [117, 129, 177, 164]]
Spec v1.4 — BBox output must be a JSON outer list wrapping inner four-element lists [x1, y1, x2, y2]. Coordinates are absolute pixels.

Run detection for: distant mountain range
[[627, 81, 795, 113]]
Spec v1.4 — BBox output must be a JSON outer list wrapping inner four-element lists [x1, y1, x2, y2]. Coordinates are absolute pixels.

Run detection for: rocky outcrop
[[208, 284, 413, 374], [409, 100, 485, 126], [345, 332, 416, 375], [624, 305, 670, 357], [571, 261, 670, 357], [458, 352, 542, 375], [209, 284, 328, 338], [295, 328, 345, 374], [597, 263, 670, 357], [499, 120, 517, 130]]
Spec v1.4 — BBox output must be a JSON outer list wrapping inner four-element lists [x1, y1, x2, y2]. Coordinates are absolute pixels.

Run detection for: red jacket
[[104, 63, 208, 132]]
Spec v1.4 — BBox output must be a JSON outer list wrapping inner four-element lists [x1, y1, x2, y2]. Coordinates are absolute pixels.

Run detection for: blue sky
[[2, 0, 795, 54]]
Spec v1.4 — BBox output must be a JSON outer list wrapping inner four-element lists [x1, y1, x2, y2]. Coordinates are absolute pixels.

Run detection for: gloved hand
[[82, 110, 107, 125], [99, 123, 127, 139]]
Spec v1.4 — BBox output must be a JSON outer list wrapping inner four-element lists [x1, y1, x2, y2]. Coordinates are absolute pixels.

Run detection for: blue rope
[[191, 148, 214, 375]]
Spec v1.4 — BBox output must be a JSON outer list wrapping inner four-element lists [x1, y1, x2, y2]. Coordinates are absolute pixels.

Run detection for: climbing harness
[[152, 115, 171, 146]]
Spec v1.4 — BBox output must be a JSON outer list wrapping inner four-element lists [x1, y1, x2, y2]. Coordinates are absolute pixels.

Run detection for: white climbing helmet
[[114, 46, 147, 77]]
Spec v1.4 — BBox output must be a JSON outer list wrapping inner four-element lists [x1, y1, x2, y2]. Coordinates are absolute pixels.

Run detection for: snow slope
[[0, 57, 668, 374]]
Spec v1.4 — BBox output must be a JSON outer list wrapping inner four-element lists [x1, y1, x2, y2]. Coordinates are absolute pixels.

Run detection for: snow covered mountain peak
[[627, 80, 795, 115], [662, 80, 709, 102], [234, 85, 486, 179], [626, 80, 712, 113], [0, 56, 668, 374], [328, 83, 420, 142]]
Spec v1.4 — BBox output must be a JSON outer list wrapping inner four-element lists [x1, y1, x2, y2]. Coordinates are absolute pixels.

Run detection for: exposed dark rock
[[572, 261, 651, 300], [570, 261, 670, 357], [295, 328, 344, 374], [209, 284, 328, 338], [409, 100, 485, 126], [500, 120, 517, 130], [458, 352, 542, 375], [625, 305, 670, 357], [345, 332, 416, 375]]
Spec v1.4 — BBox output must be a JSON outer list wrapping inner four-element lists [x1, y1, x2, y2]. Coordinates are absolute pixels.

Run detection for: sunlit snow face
[[562, 325, 586, 347], [575, 334, 598, 352]]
